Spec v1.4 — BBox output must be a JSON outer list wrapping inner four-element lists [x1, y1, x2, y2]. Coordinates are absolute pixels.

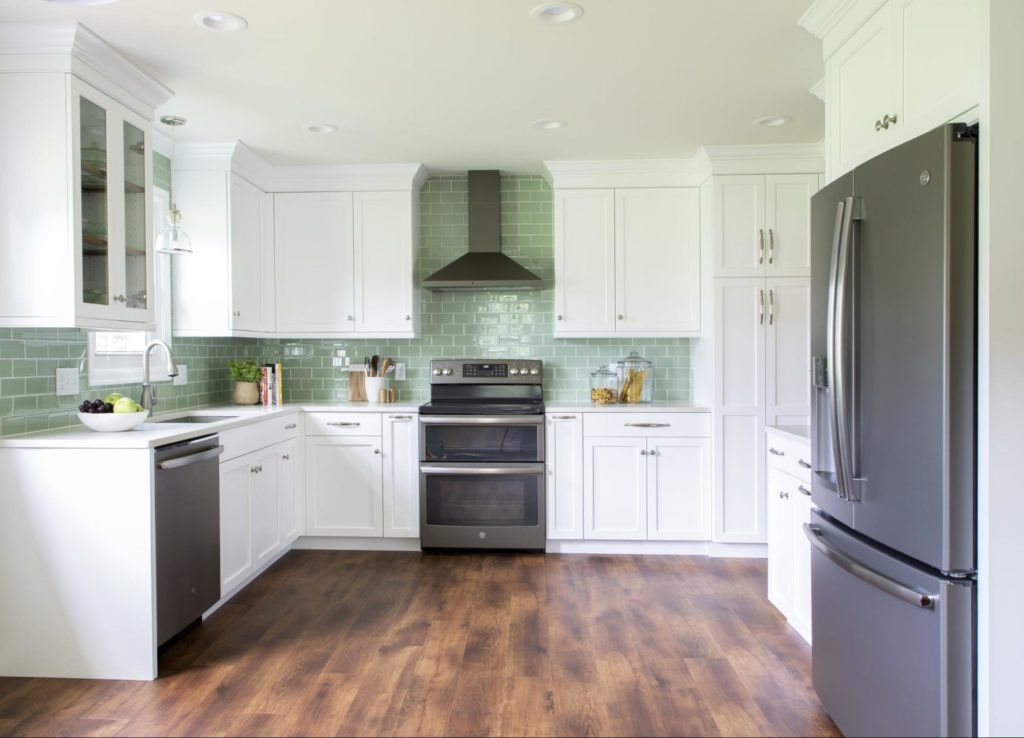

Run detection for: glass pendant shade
[[156, 204, 192, 254]]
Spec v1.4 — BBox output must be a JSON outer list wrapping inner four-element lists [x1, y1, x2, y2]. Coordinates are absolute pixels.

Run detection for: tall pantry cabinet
[[694, 165, 820, 544]]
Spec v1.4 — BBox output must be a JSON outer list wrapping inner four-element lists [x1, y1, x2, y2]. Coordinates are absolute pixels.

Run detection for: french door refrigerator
[[809, 123, 977, 737]]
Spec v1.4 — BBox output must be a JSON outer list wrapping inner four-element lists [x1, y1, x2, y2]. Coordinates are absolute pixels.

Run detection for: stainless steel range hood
[[422, 170, 543, 291]]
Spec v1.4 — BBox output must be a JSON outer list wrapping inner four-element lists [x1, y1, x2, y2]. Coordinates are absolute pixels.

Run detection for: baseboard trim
[[545, 540, 768, 558], [293, 536, 423, 552]]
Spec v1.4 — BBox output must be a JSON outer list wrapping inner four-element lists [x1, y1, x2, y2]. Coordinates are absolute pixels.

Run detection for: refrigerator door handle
[[826, 200, 848, 499], [834, 196, 861, 502], [804, 524, 939, 609]]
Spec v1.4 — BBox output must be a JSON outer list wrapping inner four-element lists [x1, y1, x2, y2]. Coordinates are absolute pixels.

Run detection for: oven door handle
[[419, 416, 544, 426], [420, 464, 545, 475]]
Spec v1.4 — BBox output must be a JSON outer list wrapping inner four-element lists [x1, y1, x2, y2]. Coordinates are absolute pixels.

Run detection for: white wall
[[977, 1, 1024, 735]]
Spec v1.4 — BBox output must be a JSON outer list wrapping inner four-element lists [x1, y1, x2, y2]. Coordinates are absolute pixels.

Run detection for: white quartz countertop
[[0, 402, 422, 450], [766, 424, 811, 443], [544, 402, 711, 413]]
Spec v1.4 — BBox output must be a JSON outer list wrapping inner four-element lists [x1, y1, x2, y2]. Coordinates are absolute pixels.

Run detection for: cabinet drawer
[[584, 412, 710, 438], [220, 414, 300, 462], [305, 412, 382, 437], [765, 433, 812, 484]]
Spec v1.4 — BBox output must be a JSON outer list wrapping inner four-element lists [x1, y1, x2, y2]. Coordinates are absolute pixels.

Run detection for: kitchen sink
[[153, 415, 238, 424]]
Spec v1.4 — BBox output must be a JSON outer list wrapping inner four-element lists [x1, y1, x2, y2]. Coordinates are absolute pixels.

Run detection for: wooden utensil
[[348, 370, 367, 402], [370, 355, 380, 377], [379, 357, 392, 377]]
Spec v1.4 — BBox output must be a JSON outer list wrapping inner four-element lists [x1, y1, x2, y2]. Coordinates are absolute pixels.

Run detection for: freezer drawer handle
[[804, 524, 938, 610], [157, 445, 224, 470]]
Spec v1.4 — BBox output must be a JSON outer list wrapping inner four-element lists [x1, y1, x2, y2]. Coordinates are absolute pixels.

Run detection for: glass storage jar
[[616, 351, 654, 404], [590, 365, 619, 405]]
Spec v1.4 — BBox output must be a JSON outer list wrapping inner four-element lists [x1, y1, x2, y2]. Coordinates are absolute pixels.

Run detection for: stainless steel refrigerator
[[809, 123, 977, 737]]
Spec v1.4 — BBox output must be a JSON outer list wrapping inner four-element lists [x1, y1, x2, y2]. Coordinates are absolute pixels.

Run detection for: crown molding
[[0, 23, 173, 118], [542, 159, 708, 189], [699, 143, 825, 175], [797, 0, 860, 39], [810, 75, 827, 102]]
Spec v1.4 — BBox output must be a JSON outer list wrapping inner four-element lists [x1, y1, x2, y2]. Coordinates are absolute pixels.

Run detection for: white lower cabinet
[[219, 455, 254, 593], [250, 447, 281, 567], [382, 413, 420, 538], [765, 430, 813, 644], [584, 437, 648, 540], [277, 443, 300, 543], [647, 437, 711, 541], [546, 413, 585, 540]]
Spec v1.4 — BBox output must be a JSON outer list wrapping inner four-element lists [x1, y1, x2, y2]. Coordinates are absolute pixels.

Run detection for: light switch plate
[[173, 365, 188, 385], [396, 362, 406, 381], [56, 368, 79, 396]]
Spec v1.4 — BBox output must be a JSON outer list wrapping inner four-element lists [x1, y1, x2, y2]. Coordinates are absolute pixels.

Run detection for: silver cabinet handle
[[157, 445, 224, 470], [113, 294, 127, 303], [327, 421, 361, 427], [420, 464, 545, 475], [758, 229, 765, 264], [769, 447, 785, 456], [768, 288, 775, 326], [778, 490, 789, 499], [759, 289, 765, 325], [804, 524, 936, 609], [550, 415, 577, 420], [388, 415, 413, 420], [625, 422, 670, 428], [768, 228, 775, 264], [285, 423, 297, 430], [798, 484, 811, 496], [250, 464, 263, 474], [798, 459, 811, 469], [421, 415, 542, 426]]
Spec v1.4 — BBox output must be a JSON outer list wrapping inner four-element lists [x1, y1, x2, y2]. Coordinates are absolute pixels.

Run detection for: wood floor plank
[[0, 551, 838, 737]]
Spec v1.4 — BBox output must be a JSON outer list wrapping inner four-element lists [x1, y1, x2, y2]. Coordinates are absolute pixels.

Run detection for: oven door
[[419, 463, 546, 550], [419, 415, 544, 463]]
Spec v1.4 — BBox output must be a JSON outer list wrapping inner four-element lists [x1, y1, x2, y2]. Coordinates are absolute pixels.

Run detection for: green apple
[[113, 397, 139, 414], [104, 392, 122, 404]]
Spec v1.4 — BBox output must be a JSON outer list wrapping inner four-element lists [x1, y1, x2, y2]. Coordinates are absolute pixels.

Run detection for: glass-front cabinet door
[[73, 78, 154, 327]]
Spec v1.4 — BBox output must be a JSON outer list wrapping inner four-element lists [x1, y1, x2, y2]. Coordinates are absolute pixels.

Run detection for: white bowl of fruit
[[77, 394, 149, 432]]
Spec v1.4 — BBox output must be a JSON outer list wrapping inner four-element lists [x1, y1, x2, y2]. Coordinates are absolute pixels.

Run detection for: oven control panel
[[429, 359, 543, 384]]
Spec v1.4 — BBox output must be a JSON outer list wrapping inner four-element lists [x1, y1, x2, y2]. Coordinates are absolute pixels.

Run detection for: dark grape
[[104, 403, 114, 413]]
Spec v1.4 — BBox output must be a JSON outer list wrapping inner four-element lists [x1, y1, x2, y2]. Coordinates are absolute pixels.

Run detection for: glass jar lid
[[591, 364, 616, 378], [618, 350, 651, 368]]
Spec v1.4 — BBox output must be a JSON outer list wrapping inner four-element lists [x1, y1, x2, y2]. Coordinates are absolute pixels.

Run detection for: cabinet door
[[897, 0, 981, 141], [546, 413, 584, 540], [765, 278, 811, 428], [354, 191, 415, 334], [553, 189, 616, 335], [274, 192, 354, 334], [766, 465, 794, 618], [118, 107, 154, 324], [790, 482, 814, 644], [828, 5, 902, 175], [714, 279, 766, 542], [219, 454, 253, 593], [647, 437, 710, 541], [230, 174, 274, 333], [277, 442, 300, 544], [306, 437, 383, 537], [584, 437, 647, 540], [250, 449, 280, 566], [382, 413, 419, 538], [713, 176, 765, 277], [764, 175, 817, 278], [615, 188, 701, 334]]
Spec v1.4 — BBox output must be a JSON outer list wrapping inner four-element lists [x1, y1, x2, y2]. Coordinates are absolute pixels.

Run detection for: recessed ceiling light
[[44, 0, 118, 5], [531, 119, 567, 130], [193, 11, 248, 32], [530, 2, 585, 24], [159, 115, 187, 127], [754, 115, 793, 128], [304, 123, 339, 134]]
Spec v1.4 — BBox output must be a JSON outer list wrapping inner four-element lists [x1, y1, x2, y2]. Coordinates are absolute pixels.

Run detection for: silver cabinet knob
[[233, 310, 240, 318], [556, 315, 563, 321], [405, 315, 411, 321], [617, 314, 624, 320], [347, 315, 354, 321], [281, 454, 290, 460], [373, 448, 380, 455], [769, 447, 784, 456], [779, 490, 789, 499], [640, 449, 647, 456]]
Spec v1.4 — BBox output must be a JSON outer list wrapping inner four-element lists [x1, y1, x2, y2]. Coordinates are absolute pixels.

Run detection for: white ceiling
[[2, 0, 824, 173]]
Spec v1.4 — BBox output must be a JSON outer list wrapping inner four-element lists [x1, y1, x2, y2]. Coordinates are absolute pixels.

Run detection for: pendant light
[[156, 115, 192, 255]]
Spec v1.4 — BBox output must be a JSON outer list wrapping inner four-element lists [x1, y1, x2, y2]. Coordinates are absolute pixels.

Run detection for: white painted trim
[[810, 76, 827, 102], [701, 143, 826, 175], [150, 129, 174, 160], [0, 23, 173, 117], [543, 158, 708, 189], [545, 539, 767, 558], [293, 536, 423, 552], [798, 0, 861, 39]]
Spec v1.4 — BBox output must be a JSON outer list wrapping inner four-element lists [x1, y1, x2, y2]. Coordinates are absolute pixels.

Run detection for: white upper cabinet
[[765, 278, 812, 426], [274, 192, 356, 335], [553, 185, 701, 337], [229, 176, 275, 333], [353, 191, 417, 334], [713, 175, 816, 278], [553, 189, 616, 335], [615, 188, 701, 334], [0, 25, 170, 331], [805, 0, 982, 178]]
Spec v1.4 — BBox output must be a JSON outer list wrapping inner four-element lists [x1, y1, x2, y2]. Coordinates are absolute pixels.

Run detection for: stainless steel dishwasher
[[155, 434, 223, 646]]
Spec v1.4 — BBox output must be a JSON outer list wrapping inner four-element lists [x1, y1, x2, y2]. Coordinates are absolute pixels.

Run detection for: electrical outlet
[[173, 365, 188, 385], [56, 368, 80, 396], [396, 362, 406, 381]]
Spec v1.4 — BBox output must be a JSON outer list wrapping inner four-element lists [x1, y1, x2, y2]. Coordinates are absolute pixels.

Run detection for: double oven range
[[418, 359, 546, 551]]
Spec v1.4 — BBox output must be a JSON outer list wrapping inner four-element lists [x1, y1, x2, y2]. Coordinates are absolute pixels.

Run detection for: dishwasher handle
[[158, 445, 224, 470]]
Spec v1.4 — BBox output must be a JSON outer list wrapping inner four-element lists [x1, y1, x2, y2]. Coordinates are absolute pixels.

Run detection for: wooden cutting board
[[348, 370, 367, 402]]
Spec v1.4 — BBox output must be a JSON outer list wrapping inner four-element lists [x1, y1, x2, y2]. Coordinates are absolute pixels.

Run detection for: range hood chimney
[[422, 170, 544, 291]]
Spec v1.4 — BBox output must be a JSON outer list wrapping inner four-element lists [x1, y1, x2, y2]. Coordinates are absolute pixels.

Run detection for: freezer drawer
[[808, 509, 974, 737]]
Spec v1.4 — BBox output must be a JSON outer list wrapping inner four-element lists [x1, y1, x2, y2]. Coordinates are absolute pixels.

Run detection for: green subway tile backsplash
[[0, 174, 689, 436], [153, 152, 172, 192]]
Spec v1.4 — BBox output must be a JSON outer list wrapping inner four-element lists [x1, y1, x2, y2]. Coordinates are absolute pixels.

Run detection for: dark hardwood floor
[[0, 551, 838, 737]]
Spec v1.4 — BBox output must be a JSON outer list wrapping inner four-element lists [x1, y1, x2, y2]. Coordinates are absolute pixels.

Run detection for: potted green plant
[[228, 359, 261, 405]]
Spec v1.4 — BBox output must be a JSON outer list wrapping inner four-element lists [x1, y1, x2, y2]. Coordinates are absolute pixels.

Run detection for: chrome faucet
[[140, 339, 179, 412]]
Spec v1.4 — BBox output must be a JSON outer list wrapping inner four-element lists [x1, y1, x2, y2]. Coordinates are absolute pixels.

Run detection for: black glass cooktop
[[418, 401, 545, 416]]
